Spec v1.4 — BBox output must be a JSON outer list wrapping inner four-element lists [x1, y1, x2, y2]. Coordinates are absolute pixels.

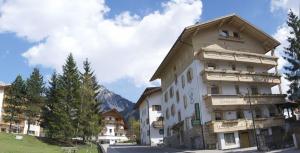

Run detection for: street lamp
[[246, 88, 260, 151]]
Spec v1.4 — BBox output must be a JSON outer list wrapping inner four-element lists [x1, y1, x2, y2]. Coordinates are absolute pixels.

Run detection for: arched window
[[183, 95, 188, 109], [164, 92, 168, 103], [181, 75, 185, 88], [187, 68, 193, 83], [176, 90, 180, 103], [166, 108, 170, 119], [171, 104, 176, 116], [169, 86, 174, 98]]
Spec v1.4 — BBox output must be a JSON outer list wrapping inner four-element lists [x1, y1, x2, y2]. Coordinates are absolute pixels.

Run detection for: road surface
[[106, 144, 299, 153]]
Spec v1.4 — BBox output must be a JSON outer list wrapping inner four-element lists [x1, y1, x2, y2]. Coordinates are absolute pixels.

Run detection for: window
[[224, 133, 236, 145], [109, 117, 112, 120], [207, 63, 216, 70], [237, 110, 244, 119], [169, 87, 174, 98], [246, 65, 254, 72], [167, 128, 170, 136], [269, 105, 276, 117], [233, 32, 240, 38], [171, 104, 175, 116], [164, 92, 168, 102], [147, 130, 150, 136], [159, 129, 164, 135], [146, 118, 149, 124], [176, 90, 180, 103], [215, 112, 222, 120], [251, 86, 259, 95], [174, 74, 178, 85], [181, 75, 185, 88], [166, 108, 170, 119], [178, 110, 181, 122], [219, 30, 229, 38], [152, 105, 161, 111], [109, 129, 112, 133], [211, 85, 220, 94], [255, 108, 262, 118], [235, 85, 240, 94], [187, 68, 193, 83], [183, 95, 188, 109], [231, 64, 236, 71]]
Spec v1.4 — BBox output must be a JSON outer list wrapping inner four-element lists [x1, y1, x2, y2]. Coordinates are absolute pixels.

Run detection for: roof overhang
[[134, 87, 161, 109]]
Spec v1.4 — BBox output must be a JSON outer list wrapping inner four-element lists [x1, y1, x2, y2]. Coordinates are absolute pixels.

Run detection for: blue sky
[[0, 0, 294, 102]]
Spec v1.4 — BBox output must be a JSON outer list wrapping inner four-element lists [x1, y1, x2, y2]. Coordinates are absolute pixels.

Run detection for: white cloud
[[0, 0, 202, 86], [270, 0, 300, 94]]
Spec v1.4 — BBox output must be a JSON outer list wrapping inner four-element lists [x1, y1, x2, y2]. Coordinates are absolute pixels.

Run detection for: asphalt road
[[106, 145, 299, 153]]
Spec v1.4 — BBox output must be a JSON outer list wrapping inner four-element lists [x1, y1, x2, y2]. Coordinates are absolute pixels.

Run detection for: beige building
[[150, 14, 286, 150]]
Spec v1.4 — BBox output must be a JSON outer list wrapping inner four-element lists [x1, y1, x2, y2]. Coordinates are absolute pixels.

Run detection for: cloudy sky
[[0, 0, 298, 102]]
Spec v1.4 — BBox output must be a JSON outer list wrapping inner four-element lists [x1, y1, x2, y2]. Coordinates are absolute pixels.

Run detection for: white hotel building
[[149, 14, 285, 150], [134, 87, 164, 146]]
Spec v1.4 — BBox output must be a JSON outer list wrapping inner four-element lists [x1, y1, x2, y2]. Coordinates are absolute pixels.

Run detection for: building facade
[[0, 82, 41, 136], [134, 87, 164, 146], [98, 109, 128, 144], [150, 14, 285, 150]]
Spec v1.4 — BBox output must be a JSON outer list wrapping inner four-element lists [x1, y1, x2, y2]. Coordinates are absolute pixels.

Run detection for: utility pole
[[247, 88, 260, 151]]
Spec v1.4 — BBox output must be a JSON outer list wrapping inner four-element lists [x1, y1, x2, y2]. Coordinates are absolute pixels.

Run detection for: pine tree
[[79, 59, 101, 141], [41, 72, 63, 138], [60, 53, 81, 139], [3, 75, 26, 133], [283, 11, 300, 101], [25, 68, 45, 135]]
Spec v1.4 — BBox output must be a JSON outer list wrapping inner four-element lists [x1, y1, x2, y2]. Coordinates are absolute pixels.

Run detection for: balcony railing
[[198, 48, 277, 68], [204, 94, 285, 106], [152, 120, 164, 128], [202, 69, 281, 85], [208, 116, 285, 133], [103, 120, 124, 125]]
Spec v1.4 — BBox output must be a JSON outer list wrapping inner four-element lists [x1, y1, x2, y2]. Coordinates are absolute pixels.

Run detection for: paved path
[[106, 144, 299, 153]]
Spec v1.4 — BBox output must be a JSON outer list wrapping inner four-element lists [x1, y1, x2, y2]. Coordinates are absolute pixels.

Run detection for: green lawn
[[0, 133, 98, 153]]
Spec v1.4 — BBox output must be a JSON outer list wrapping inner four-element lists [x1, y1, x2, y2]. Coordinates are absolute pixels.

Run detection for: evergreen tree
[[79, 59, 101, 141], [3, 75, 26, 133], [60, 53, 81, 139], [283, 11, 300, 101], [25, 68, 45, 135], [41, 72, 63, 138]]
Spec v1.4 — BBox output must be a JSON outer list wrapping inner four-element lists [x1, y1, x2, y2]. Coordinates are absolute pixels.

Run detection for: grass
[[0, 133, 98, 153]]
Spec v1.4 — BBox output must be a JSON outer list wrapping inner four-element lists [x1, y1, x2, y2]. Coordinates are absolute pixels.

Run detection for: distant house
[[98, 109, 129, 144], [134, 87, 163, 146], [0, 82, 41, 136]]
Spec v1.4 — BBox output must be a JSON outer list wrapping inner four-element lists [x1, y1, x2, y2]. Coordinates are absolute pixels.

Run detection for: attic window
[[233, 32, 240, 38], [219, 30, 229, 38]]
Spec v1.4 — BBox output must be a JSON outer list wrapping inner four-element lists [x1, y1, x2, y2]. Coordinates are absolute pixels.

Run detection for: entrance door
[[240, 131, 250, 148]]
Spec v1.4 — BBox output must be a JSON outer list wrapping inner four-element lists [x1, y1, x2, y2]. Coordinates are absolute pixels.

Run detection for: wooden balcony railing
[[198, 48, 278, 68], [152, 120, 164, 128], [208, 116, 285, 133], [202, 69, 281, 85], [204, 94, 285, 106]]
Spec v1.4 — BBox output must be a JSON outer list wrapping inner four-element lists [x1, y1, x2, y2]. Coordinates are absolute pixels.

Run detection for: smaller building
[[134, 87, 164, 146], [0, 82, 42, 137], [98, 109, 128, 144]]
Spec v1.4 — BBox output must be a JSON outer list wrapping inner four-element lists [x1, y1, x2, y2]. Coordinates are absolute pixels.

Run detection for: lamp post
[[247, 88, 260, 151]]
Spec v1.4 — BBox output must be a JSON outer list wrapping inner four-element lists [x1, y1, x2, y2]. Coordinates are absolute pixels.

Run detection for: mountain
[[96, 85, 138, 122]]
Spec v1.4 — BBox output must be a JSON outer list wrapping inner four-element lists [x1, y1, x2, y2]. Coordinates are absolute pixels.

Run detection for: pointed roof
[[102, 109, 124, 120], [150, 14, 280, 81], [134, 87, 161, 109]]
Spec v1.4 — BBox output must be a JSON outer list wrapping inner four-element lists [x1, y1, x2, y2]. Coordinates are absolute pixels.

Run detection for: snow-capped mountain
[[97, 85, 138, 121]]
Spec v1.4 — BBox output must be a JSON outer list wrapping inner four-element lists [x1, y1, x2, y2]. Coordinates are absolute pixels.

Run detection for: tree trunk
[[26, 118, 31, 135]]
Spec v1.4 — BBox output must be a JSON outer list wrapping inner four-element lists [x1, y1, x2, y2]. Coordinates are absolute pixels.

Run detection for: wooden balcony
[[204, 94, 285, 106], [202, 69, 281, 85], [103, 120, 124, 125], [198, 48, 277, 68], [208, 116, 285, 133], [152, 120, 164, 128]]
